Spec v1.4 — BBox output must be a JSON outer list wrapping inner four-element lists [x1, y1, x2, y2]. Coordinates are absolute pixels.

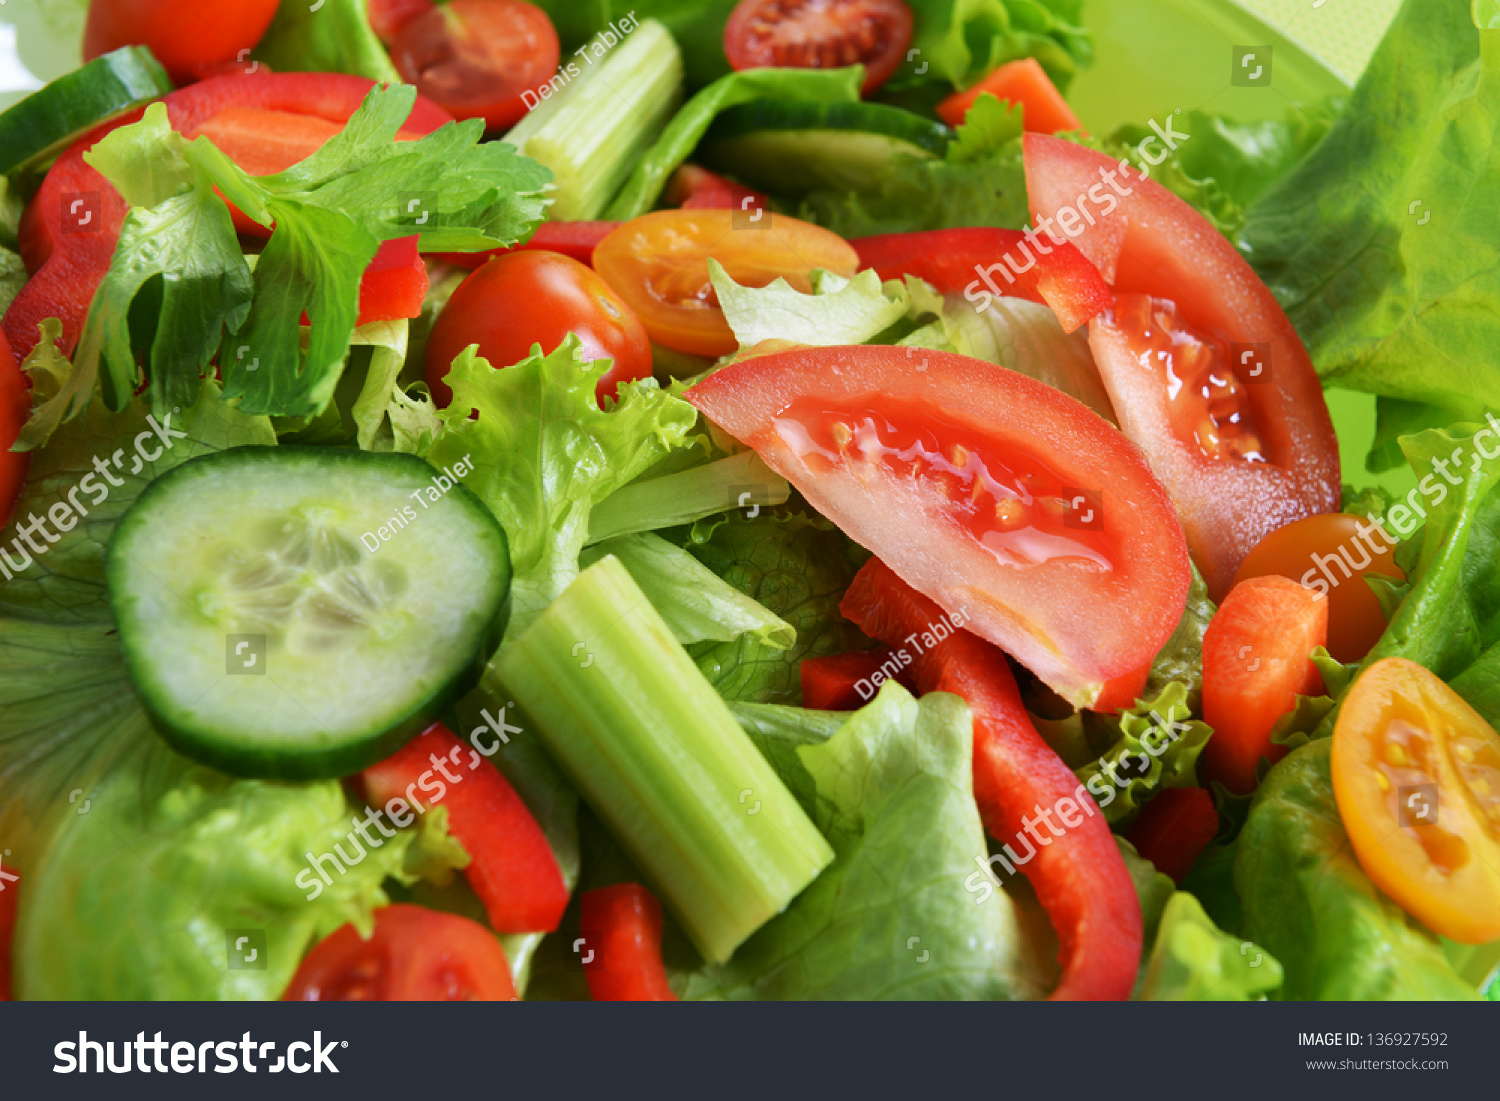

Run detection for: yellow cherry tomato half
[[593, 209, 859, 358], [1332, 657, 1500, 944]]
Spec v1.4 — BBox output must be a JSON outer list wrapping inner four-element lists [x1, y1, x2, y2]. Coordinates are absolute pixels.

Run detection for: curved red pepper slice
[[578, 883, 677, 1002], [800, 648, 915, 711], [841, 557, 1142, 1001], [5, 72, 452, 362], [355, 236, 429, 327], [435, 221, 622, 271], [851, 228, 1112, 334]]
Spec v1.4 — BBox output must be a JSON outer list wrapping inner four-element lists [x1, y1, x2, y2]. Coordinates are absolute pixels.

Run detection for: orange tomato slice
[[593, 209, 859, 357], [1332, 657, 1500, 944]]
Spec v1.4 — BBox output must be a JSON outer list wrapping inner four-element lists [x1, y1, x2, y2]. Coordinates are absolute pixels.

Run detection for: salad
[[0, 0, 1496, 1005]]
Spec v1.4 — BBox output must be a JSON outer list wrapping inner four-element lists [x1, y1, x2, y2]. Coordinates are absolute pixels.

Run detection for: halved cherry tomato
[[686, 344, 1190, 708], [578, 883, 677, 1002], [1233, 513, 1404, 664], [594, 210, 859, 358], [800, 648, 914, 710], [6, 73, 451, 362], [665, 165, 770, 213], [84, 0, 281, 84], [356, 236, 429, 327], [369, 0, 436, 44], [436, 221, 622, 271], [391, 0, 559, 132], [1201, 575, 1327, 795], [425, 250, 652, 407], [842, 558, 1142, 1000], [1333, 657, 1500, 944], [1125, 787, 1218, 884], [852, 228, 1112, 334], [1024, 134, 1341, 600], [283, 905, 517, 1001], [0, 330, 29, 530], [937, 59, 1083, 134], [362, 722, 569, 934], [724, 0, 914, 96]]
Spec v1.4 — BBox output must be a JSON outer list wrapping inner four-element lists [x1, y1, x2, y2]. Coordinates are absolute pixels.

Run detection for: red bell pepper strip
[[852, 228, 1112, 334], [578, 883, 677, 1002], [937, 58, 1085, 134], [800, 648, 915, 711], [0, 866, 17, 1001], [355, 236, 429, 327], [4, 72, 452, 362], [1124, 787, 1219, 884], [435, 221, 621, 271], [840, 557, 1142, 1001], [0, 329, 29, 529], [362, 721, 569, 934], [664, 165, 769, 213]]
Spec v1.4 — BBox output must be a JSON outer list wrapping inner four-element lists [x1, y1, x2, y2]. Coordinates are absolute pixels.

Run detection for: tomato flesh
[[370, 0, 436, 44], [392, 0, 560, 132], [1333, 658, 1500, 944], [724, 0, 914, 95], [594, 209, 859, 357], [1024, 134, 1340, 600], [283, 905, 517, 1001], [1233, 513, 1404, 663], [425, 250, 653, 407], [687, 344, 1190, 708], [84, 0, 281, 84], [0, 330, 29, 530]]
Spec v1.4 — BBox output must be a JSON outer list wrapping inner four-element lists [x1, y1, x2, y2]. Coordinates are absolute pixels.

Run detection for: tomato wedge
[[283, 905, 517, 1001], [0, 329, 29, 530], [84, 0, 282, 84], [594, 210, 859, 358], [686, 344, 1190, 708], [1332, 658, 1500, 945], [1023, 134, 1340, 600], [5, 73, 452, 363], [578, 883, 678, 1002], [851, 228, 1112, 334], [937, 59, 1084, 134], [724, 0, 914, 96], [391, 0, 559, 132], [842, 558, 1142, 1000]]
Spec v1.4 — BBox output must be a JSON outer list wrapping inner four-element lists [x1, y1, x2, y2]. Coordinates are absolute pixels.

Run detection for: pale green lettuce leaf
[[1138, 893, 1283, 1001], [255, 0, 401, 83], [712, 262, 911, 348]]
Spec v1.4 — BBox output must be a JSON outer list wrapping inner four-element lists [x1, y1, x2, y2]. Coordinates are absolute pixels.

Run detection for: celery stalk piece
[[503, 20, 684, 221], [495, 555, 833, 963], [585, 451, 790, 545]]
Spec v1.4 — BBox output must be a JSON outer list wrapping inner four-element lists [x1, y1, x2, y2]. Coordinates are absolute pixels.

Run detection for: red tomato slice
[[937, 59, 1084, 134], [391, 0, 560, 132], [1023, 134, 1340, 599], [685, 345, 1190, 709], [369, 0, 436, 44], [724, 0, 913, 96], [84, 0, 281, 84], [852, 228, 1112, 334], [0, 330, 29, 530], [578, 884, 677, 1002], [283, 905, 516, 1001]]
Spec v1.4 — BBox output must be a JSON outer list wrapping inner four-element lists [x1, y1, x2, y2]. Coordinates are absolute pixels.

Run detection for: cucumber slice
[[0, 47, 174, 176], [700, 100, 952, 196], [108, 447, 510, 780]]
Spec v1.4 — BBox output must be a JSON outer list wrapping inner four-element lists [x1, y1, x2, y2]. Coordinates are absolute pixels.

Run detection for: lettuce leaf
[[1142, 562, 1215, 711], [1235, 739, 1479, 1000], [1138, 893, 1283, 1001], [895, 0, 1091, 93], [713, 264, 912, 348], [1074, 682, 1213, 826]]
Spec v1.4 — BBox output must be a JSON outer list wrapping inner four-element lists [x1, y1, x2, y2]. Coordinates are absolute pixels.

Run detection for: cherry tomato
[[84, 0, 282, 84], [426, 250, 652, 407], [0, 330, 29, 530], [1332, 657, 1500, 944], [724, 0, 914, 96], [369, 0, 436, 44], [687, 344, 1190, 708], [282, 905, 517, 1001], [594, 210, 859, 358], [391, 0, 560, 132], [1025, 135, 1341, 600], [1233, 513, 1404, 664]]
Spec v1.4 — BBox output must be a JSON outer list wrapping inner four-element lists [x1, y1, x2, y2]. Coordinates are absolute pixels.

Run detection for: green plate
[[0, 0, 1408, 491]]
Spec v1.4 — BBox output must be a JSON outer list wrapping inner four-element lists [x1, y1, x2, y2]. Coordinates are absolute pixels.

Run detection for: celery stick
[[495, 555, 833, 963], [503, 20, 684, 221], [585, 451, 790, 545]]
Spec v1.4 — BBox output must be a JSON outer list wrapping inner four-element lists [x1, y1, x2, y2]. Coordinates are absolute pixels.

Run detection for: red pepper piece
[[578, 883, 677, 1002], [841, 557, 1142, 1000], [664, 164, 769, 213], [356, 236, 429, 327], [851, 228, 1112, 334], [936, 58, 1084, 135], [800, 648, 915, 711], [4, 72, 452, 362], [362, 722, 570, 934], [1124, 787, 1219, 884], [435, 221, 622, 271], [0, 865, 17, 1001]]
